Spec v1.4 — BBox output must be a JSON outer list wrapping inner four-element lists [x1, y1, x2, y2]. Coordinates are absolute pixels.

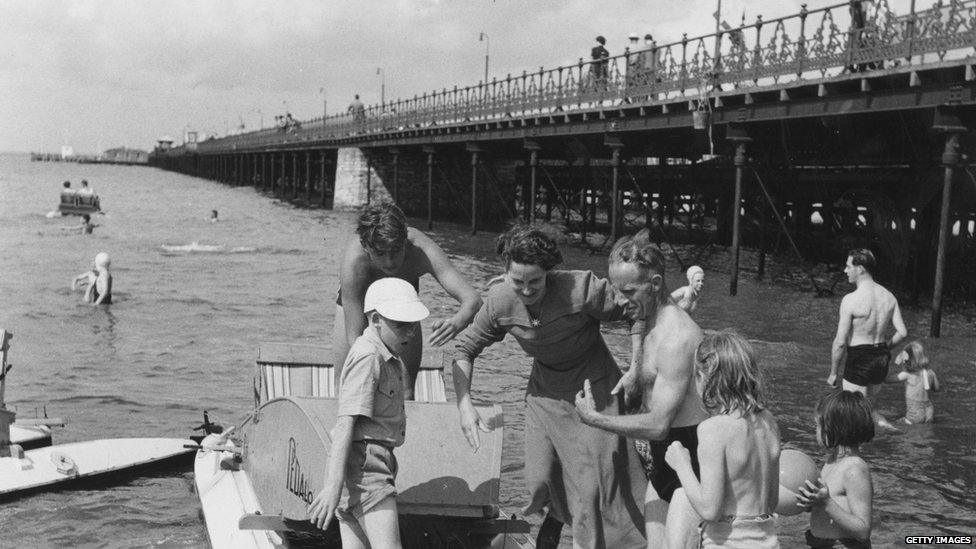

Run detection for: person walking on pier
[[333, 202, 482, 400], [348, 94, 366, 130], [591, 36, 610, 88], [828, 248, 906, 430]]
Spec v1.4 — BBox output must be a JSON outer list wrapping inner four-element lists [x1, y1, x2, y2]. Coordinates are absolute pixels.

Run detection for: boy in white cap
[[310, 277, 429, 548], [670, 265, 704, 313]]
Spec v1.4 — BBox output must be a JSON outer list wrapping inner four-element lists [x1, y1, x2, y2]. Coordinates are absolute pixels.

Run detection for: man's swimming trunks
[[805, 529, 871, 548], [843, 343, 889, 386], [634, 424, 699, 502]]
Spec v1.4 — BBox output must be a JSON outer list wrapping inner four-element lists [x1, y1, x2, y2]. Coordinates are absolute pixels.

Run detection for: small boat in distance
[[58, 188, 101, 216]]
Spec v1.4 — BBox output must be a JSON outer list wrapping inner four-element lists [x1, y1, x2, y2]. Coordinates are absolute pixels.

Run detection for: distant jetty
[[31, 147, 148, 165]]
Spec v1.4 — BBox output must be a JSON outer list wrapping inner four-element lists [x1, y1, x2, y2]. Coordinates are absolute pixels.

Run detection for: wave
[[160, 241, 257, 254]]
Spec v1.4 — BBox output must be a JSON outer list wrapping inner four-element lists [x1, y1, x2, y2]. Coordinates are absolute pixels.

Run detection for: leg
[[536, 513, 565, 549], [524, 396, 569, 523], [360, 496, 403, 549], [644, 482, 667, 549], [866, 383, 898, 431], [663, 488, 700, 549], [338, 517, 370, 549]]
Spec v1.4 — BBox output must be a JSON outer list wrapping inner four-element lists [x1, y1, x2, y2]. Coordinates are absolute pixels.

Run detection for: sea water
[[0, 153, 973, 548]]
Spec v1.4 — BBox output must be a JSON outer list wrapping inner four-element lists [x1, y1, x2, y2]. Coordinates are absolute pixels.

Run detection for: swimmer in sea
[[84, 252, 113, 305], [210, 210, 219, 223], [670, 265, 704, 313], [829, 248, 906, 430], [62, 214, 97, 234]]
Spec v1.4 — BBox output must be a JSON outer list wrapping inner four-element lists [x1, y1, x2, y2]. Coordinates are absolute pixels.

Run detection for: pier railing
[[194, 0, 976, 153]]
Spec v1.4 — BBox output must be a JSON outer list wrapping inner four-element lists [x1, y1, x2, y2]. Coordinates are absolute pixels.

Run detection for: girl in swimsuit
[[890, 341, 941, 424], [664, 330, 781, 549]]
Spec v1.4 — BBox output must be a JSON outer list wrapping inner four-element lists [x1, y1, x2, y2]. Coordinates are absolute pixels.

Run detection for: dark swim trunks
[[805, 529, 872, 548], [634, 424, 699, 502], [843, 343, 889, 386]]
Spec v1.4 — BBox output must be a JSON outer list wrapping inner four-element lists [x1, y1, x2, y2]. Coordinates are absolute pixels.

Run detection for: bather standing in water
[[333, 202, 482, 398], [86, 252, 113, 305], [829, 248, 906, 430]]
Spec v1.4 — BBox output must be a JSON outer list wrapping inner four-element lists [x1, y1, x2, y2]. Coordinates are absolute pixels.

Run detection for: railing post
[[906, 0, 917, 62], [797, 4, 809, 77], [728, 125, 752, 297], [680, 33, 689, 93]]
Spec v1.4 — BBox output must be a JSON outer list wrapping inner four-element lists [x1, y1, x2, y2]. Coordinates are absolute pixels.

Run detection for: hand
[[664, 440, 690, 471], [429, 316, 463, 347], [308, 484, 341, 530], [826, 373, 838, 387], [574, 379, 599, 425], [611, 369, 640, 408], [458, 400, 492, 451], [795, 478, 829, 510]]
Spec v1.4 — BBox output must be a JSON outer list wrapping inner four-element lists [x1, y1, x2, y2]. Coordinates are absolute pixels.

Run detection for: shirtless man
[[669, 265, 704, 313], [829, 248, 907, 429], [333, 202, 482, 398], [575, 230, 709, 548]]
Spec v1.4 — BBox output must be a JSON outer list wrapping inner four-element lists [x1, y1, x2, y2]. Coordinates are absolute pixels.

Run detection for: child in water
[[84, 252, 113, 305], [890, 340, 941, 424], [797, 390, 874, 548], [664, 330, 781, 548]]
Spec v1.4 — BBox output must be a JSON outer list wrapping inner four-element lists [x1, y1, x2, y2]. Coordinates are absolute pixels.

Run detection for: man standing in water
[[829, 248, 907, 429], [575, 230, 708, 548]]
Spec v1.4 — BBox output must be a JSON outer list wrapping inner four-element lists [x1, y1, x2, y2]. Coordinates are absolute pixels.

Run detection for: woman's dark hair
[[815, 389, 875, 449], [356, 202, 408, 252], [496, 225, 562, 270]]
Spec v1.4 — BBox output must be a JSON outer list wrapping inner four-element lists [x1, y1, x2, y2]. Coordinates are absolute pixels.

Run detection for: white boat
[[0, 329, 196, 501], [194, 342, 533, 549]]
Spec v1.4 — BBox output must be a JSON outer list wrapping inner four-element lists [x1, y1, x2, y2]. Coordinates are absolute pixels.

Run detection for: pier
[[150, 0, 976, 335]]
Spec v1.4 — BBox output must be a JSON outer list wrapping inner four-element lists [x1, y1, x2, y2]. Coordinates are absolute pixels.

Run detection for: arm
[[829, 298, 854, 386], [451, 302, 505, 450], [888, 302, 907, 348], [308, 415, 355, 530], [414, 231, 483, 346], [338, 248, 370, 362], [71, 272, 91, 290], [665, 423, 726, 521], [577, 336, 695, 440], [669, 286, 686, 303], [928, 369, 941, 392]]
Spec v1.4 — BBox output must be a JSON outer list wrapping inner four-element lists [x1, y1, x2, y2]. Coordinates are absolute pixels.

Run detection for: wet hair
[[356, 202, 408, 252], [848, 248, 876, 276], [815, 390, 875, 449], [902, 340, 929, 373], [696, 330, 767, 415], [63, 181, 71, 188], [496, 225, 562, 270]]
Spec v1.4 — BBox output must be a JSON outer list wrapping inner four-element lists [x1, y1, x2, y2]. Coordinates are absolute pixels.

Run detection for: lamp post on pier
[[479, 31, 490, 84], [376, 68, 385, 105], [319, 87, 327, 120]]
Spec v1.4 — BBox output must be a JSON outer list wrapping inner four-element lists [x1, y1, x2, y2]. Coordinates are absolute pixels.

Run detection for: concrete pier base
[[333, 148, 392, 210]]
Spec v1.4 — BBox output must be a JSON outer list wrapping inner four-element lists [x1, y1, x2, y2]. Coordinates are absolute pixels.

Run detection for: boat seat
[[254, 342, 334, 405]]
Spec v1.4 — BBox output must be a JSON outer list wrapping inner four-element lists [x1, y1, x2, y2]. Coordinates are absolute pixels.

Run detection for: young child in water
[[797, 390, 874, 548], [890, 340, 941, 424], [664, 330, 781, 548]]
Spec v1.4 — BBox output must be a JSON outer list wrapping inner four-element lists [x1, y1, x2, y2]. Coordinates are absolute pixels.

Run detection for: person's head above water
[[94, 252, 111, 270], [81, 180, 89, 188], [82, 214, 91, 223], [63, 181, 71, 189]]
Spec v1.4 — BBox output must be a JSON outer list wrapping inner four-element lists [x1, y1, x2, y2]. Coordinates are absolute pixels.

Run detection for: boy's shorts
[[336, 440, 398, 522]]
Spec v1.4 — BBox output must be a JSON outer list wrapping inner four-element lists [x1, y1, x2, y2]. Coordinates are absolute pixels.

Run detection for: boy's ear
[[367, 311, 380, 325]]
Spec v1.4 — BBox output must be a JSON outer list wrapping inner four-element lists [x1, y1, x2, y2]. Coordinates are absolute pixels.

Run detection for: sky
[[1, 0, 907, 154]]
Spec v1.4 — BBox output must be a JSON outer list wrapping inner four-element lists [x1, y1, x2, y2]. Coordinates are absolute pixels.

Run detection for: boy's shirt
[[336, 324, 407, 447]]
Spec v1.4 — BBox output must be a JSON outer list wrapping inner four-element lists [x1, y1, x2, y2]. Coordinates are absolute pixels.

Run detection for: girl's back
[[716, 409, 781, 517]]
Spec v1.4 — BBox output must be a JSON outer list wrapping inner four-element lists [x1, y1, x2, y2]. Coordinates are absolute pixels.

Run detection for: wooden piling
[[931, 131, 962, 337], [728, 126, 752, 297]]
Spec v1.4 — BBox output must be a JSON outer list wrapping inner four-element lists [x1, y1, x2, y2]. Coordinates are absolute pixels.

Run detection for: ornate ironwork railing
[[195, 0, 976, 153]]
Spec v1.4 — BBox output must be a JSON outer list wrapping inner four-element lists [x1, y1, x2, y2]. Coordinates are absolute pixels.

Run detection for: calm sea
[[0, 152, 973, 548]]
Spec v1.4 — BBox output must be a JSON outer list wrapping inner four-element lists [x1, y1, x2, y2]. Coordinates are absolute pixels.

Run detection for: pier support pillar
[[390, 148, 400, 204], [333, 148, 391, 210], [606, 137, 624, 244], [931, 111, 967, 337], [320, 151, 329, 205], [424, 146, 436, 229], [305, 152, 312, 202], [728, 125, 752, 297], [525, 140, 541, 223], [467, 143, 483, 235]]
